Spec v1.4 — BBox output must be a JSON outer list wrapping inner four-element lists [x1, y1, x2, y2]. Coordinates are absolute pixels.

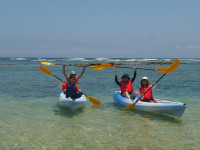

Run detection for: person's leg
[[65, 92, 69, 98], [132, 91, 139, 98], [153, 99, 160, 103], [122, 91, 131, 99], [76, 92, 83, 98], [71, 93, 78, 99], [66, 91, 72, 99]]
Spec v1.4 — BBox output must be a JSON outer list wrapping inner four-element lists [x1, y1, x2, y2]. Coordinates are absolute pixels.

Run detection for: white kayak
[[113, 91, 187, 117], [59, 92, 87, 111]]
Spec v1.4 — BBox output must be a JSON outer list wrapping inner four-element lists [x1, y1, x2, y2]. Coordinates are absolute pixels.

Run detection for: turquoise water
[[0, 58, 200, 150]]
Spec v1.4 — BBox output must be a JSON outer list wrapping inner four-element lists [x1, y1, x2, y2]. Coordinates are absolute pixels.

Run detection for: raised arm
[[152, 82, 157, 90], [77, 64, 86, 79], [115, 71, 121, 86], [63, 64, 69, 79], [131, 67, 137, 83]]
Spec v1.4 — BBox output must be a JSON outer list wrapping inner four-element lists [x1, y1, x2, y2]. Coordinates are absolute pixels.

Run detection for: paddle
[[89, 65, 103, 70], [41, 61, 104, 70], [124, 59, 180, 110], [41, 61, 169, 72], [41, 62, 85, 67], [41, 62, 60, 65], [39, 65, 101, 105], [90, 63, 170, 73]]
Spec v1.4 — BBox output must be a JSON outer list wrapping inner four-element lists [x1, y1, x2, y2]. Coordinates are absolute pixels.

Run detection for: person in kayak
[[138, 77, 160, 103], [63, 64, 86, 83], [115, 67, 139, 99], [62, 76, 83, 99]]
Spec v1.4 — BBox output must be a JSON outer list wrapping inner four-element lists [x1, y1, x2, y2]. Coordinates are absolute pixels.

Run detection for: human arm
[[152, 82, 156, 90], [131, 67, 137, 83], [75, 84, 82, 92], [115, 71, 121, 86], [77, 64, 86, 79], [63, 64, 69, 79], [62, 83, 67, 93], [138, 86, 144, 100]]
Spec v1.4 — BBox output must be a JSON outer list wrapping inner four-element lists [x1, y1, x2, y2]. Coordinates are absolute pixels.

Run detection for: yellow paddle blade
[[41, 62, 55, 65], [39, 65, 54, 75], [123, 102, 136, 110], [87, 96, 101, 104], [90, 65, 103, 70], [155, 68, 168, 73], [166, 59, 180, 73], [100, 63, 115, 68], [155, 59, 180, 73]]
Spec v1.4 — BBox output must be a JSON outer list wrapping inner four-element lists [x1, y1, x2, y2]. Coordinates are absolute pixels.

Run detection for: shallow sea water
[[0, 58, 199, 150]]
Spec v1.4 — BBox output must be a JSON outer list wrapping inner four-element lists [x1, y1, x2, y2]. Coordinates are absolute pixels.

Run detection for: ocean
[[0, 57, 199, 150]]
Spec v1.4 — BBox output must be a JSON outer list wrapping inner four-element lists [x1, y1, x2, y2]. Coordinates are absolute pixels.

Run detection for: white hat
[[70, 71, 76, 75], [141, 76, 149, 81]]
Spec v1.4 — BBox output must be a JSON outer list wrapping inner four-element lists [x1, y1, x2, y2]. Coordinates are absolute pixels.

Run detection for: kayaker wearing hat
[[115, 67, 139, 99], [62, 76, 83, 99], [63, 64, 86, 83], [138, 76, 160, 103]]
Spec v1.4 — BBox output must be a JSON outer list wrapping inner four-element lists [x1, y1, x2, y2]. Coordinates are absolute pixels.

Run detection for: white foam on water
[[68, 58, 87, 61], [11, 57, 27, 61], [180, 58, 200, 63]]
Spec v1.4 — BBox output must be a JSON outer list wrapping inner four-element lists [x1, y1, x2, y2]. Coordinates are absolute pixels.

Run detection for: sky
[[0, 0, 200, 58]]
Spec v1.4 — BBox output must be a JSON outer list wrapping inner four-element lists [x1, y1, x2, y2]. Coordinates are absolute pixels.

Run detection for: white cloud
[[185, 45, 200, 49], [175, 45, 200, 49], [175, 45, 181, 49]]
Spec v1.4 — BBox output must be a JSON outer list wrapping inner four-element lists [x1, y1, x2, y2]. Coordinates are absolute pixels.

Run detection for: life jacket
[[138, 84, 153, 101], [62, 82, 79, 94], [67, 76, 78, 83], [120, 80, 133, 94]]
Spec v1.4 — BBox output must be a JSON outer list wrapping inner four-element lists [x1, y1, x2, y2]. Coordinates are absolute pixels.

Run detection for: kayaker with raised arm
[[62, 76, 82, 99], [63, 64, 86, 83], [138, 77, 160, 103], [115, 67, 139, 99]]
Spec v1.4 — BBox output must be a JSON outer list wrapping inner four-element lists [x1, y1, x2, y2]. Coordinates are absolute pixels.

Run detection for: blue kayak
[[113, 91, 187, 117]]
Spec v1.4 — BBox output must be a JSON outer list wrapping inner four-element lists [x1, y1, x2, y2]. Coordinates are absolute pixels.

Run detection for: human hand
[[115, 71, 117, 76]]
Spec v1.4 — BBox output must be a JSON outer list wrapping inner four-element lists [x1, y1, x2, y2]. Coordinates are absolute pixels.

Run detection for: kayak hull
[[59, 92, 87, 111], [113, 91, 187, 117]]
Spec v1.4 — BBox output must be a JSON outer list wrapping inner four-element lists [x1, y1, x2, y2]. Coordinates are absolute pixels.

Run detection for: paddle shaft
[[61, 64, 86, 67], [135, 73, 167, 103], [115, 66, 155, 71]]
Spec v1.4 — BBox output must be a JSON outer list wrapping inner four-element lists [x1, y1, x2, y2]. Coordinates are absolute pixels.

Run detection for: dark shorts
[[142, 99, 154, 102], [66, 92, 83, 99]]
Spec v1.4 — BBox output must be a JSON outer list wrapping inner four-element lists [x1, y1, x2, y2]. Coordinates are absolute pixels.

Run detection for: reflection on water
[[54, 103, 85, 118], [89, 104, 101, 110]]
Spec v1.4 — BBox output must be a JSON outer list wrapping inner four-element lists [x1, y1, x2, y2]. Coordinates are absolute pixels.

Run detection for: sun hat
[[70, 71, 76, 75], [141, 76, 149, 81], [121, 74, 130, 80], [141, 77, 149, 82]]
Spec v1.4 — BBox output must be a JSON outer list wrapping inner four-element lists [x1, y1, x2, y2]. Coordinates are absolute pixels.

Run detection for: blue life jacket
[[65, 82, 77, 96]]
